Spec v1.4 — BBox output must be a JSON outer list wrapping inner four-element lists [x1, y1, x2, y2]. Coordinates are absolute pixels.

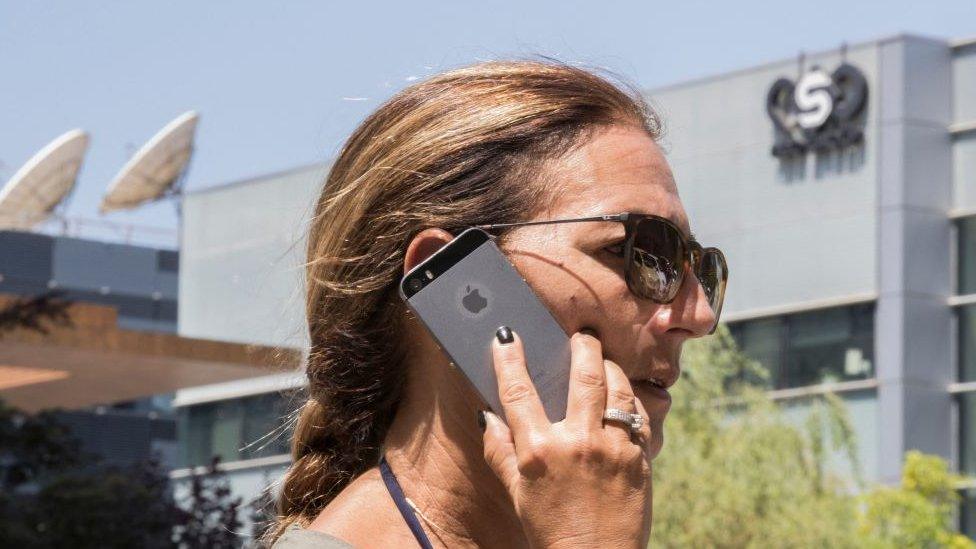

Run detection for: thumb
[[480, 410, 519, 497]]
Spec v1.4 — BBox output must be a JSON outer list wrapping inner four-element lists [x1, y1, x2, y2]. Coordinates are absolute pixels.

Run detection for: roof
[[0, 294, 301, 412], [646, 32, 949, 95]]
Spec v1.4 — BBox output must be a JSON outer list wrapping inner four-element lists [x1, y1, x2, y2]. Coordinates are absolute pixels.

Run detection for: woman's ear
[[403, 228, 455, 274]]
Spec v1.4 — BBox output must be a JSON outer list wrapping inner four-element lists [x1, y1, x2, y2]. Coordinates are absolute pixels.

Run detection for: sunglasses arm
[[475, 214, 627, 232]]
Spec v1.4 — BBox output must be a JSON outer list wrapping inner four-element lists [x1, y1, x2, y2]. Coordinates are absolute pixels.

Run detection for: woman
[[269, 59, 725, 548]]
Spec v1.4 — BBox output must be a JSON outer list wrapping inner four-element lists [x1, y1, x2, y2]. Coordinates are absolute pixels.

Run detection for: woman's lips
[[631, 379, 672, 405]]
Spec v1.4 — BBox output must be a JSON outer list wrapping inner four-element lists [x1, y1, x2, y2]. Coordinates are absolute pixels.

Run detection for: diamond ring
[[603, 408, 644, 435]]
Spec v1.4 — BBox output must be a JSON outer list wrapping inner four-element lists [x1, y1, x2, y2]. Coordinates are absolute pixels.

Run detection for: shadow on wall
[[777, 142, 866, 184]]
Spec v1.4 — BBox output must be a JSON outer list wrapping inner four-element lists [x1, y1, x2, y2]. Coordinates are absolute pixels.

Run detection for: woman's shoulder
[[272, 523, 357, 549]]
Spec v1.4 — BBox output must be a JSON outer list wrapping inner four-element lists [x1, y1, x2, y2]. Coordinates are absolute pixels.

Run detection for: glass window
[[963, 304, 976, 383], [211, 399, 245, 463], [179, 390, 295, 467], [241, 392, 292, 460], [728, 317, 784, 385], [961, 393, 976, 478], [962, 488, 976, 541], [182, 403, 215, 467], [728, 304, 875, 389], [960, 216, 976, 296]]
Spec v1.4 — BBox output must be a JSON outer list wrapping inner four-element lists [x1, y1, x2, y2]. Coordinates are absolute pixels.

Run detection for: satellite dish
[[100, 111, 199, 213], [0, 129, 90, 231]]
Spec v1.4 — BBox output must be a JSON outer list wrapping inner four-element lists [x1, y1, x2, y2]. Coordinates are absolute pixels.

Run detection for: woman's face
[[501, 123, 717, 458]]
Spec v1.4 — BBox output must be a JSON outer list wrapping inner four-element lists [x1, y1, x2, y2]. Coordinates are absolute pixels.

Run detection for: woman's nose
[[662, 268, 717, 337]]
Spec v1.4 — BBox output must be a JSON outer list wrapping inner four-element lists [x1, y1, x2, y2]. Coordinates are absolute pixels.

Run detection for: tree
[[0, 399, 248, 548], [31, 458, 182, 549], [859, 451, 972, 548], [650, 326, 973, 548], [174, 456, 244, 549], [246, 478, 277, 548], [0, 400, 95, 547], [0, 291, 73, 337]]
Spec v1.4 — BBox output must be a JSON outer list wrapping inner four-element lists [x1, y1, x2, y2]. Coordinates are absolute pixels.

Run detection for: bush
[[650, 326, 973, 548]]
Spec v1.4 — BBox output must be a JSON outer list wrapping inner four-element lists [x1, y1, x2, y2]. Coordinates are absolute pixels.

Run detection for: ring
[[603, 408, 644, 434]]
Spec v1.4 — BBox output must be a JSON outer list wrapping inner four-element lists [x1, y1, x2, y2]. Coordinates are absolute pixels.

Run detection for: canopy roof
[[0, 294, 300, 412]]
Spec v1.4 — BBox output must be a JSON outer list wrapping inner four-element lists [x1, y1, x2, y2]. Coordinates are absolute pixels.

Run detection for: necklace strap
[[379, 455, 435, 549]]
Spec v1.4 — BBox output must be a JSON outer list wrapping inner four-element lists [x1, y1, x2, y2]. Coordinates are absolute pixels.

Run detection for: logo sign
[[459, 284, 490, 318], [766, 63, 868, 158]]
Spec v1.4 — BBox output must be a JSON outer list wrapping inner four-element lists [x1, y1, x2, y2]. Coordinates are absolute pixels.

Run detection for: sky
[[1, 1, 974, 245]]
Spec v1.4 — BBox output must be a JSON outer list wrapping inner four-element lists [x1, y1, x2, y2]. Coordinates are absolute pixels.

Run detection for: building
[[173, 34, 976, 533], [0, 230, 293, 470], [0, 230, 179, 333], [171, 163, 327, 518], [653, 33, 976, 528]]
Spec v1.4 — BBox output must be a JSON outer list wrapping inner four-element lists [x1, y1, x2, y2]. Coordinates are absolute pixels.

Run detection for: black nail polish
[[477, 410, 487, 432], [496, 326, 514, 344], [580, 327, 597, 337]]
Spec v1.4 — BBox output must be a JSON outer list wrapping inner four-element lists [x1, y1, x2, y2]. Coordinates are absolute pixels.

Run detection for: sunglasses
[[475, 212, 728, 334]]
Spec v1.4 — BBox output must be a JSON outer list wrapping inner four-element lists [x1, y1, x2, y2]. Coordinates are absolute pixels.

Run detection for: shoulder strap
[[379, 455, 435, 549]]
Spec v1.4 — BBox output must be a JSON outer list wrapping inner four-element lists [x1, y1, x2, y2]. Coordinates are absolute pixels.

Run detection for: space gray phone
[[399, 228, 571, 423]]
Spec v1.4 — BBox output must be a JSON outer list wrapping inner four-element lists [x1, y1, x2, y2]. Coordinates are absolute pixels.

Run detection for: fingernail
[[580, 328, 597, 337], [477, 410, 487, 432], [496, 326, 514, 344]]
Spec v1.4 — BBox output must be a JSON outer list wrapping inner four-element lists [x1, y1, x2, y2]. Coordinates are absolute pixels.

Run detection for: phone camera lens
[[408, 278, 423, 292]]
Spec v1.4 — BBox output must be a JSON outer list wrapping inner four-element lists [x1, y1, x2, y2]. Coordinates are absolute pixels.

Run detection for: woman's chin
[[646, 428, 665, 460], [633, 389, 670, 460]]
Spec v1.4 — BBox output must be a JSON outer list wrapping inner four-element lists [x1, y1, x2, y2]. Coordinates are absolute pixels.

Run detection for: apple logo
[[461, 285, 488, 315]]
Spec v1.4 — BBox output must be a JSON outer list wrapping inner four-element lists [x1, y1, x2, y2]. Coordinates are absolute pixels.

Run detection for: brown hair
[[270, 58, 661, 541]]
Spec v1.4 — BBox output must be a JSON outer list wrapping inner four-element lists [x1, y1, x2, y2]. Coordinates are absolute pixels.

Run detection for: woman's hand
[[480, 327, 653, 549]]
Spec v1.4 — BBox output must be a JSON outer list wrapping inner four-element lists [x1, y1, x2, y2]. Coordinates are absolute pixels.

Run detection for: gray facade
[[653, 34, 972, 485], [0, 230, 179, 332], [178, 163, 327, 349]]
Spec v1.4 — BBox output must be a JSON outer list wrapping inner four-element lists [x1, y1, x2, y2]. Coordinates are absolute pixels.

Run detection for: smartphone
[[400, 228, 571, 423]]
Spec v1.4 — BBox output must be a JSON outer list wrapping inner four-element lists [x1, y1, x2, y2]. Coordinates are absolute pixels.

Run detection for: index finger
[[491, 327, 550, 447]]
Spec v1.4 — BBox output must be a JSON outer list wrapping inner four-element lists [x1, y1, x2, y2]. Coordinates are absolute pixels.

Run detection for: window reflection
[[962, 305, 976, 383], [180, 391, 295, 468], [962, 488, 976, 540], [728, 304, 875, 389], [961, 393, 976, 478], [960, 216, 976, 296]]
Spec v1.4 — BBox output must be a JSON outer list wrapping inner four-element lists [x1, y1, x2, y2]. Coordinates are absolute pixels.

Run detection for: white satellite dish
[[100, 111, 199, 213], [0, 129, 90, 231]]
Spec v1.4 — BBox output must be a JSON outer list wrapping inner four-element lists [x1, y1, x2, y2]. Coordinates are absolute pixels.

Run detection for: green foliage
[[650, 325, 973, 548], [0, 399, 246, 548], [0, 290, 73, 338], [859, 451, 974, 548], [32, 459, 181, 549]]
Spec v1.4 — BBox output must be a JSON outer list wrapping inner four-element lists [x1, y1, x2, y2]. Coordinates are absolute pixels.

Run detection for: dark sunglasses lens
[[629, 218, 685, 301], [698, 249, 727, 320]]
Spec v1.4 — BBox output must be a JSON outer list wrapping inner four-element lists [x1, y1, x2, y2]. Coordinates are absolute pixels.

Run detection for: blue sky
[[1, 1, 974, 239]]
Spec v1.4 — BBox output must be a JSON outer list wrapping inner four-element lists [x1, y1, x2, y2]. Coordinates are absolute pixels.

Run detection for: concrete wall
[[952, 41, 976, 212], [178, 164, 327, 349], [873, 36, 955, 482], [780, 390, 879, 482], [651, 43, 880, 317]]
